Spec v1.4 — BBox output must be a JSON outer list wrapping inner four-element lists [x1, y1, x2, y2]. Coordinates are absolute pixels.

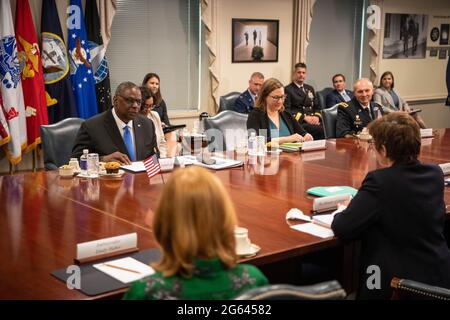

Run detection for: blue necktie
[[123, 125, 136, 161]]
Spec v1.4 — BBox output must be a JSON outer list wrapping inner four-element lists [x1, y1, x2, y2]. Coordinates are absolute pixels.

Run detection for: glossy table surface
[[1, 129, 449, 299]]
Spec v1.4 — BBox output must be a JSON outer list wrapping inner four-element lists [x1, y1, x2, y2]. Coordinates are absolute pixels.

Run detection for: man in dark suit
[[71, 81, 158, 164], [336, 78, 384, 138], [325, 74, 354, 108], [234, 72, 264, 114], [284, 62, 324, 140]]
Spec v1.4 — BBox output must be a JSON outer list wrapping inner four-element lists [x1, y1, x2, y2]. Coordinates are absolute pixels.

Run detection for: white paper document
[[178, 155, 243, 170], [290, 223, 335, 239], [93, 257, 155, 284], [120, 161, 146, 173]]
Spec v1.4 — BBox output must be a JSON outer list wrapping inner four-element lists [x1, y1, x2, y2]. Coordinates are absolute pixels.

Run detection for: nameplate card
[[420, 128, 433, 138], [439, 163, 450, 176], [76, 233, 138, 261], [302, 140, 326, 152], [312, 194, 352, 213]]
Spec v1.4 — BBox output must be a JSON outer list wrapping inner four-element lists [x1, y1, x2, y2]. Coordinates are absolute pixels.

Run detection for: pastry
[[104, 161, 121, 174]]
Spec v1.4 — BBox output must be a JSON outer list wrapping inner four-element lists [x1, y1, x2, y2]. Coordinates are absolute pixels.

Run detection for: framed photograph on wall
[[382, 13, 428, 59], [232, 19, 279, 63]]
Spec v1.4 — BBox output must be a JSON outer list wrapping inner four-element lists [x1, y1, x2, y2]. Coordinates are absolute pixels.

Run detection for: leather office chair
[[218, 91, 241, 113], [234, 281, 346, 300], [316, 87, 334, 110], [321, 103, 339, 139], [204, 110, 248, 152], [40, 118, 84, 170], [391, 277, 450, 300]]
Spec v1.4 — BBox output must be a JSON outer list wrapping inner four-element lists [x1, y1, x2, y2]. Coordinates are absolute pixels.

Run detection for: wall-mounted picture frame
[[232, 18, 279, 63]]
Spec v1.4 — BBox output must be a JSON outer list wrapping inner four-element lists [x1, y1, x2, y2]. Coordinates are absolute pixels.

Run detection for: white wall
[[215, 0, 294, 96]]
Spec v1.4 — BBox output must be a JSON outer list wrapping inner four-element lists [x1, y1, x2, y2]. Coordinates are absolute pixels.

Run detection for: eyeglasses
[[142, 103, 154, 110], [269, 94, 287, 101], [118, 95, 142, 107]]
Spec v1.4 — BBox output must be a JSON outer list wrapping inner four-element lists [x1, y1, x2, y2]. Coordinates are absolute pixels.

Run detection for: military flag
[[67, 0, 98, 119], [85, 0, 114, 112], [15, 0, 49, 152], [0, 91, 10, 146], [0, 0, 27, 165], [41, 0, 78, 124]]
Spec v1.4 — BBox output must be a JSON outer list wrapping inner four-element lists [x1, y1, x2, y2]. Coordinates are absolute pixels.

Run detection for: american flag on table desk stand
[[144, 154, 161, 180]]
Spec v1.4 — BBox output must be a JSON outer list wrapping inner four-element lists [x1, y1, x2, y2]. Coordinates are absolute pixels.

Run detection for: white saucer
[[237, 244, 261, 258], [98, 169, 125, 178]]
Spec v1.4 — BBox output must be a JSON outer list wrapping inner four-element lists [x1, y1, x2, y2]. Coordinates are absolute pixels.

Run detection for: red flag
[[15, 0, 49, 152], [144, 155, 161, 179]]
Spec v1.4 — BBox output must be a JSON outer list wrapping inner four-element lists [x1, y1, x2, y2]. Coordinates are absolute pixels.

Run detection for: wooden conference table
[[1, 129, 449, 299]]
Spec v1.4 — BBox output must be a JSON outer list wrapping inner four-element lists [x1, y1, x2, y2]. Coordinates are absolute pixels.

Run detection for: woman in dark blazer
[[331, 112, 450, 300], [247, 78, 313, 144]]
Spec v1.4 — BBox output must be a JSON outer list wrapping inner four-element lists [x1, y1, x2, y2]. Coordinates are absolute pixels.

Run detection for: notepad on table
[[93, 257, 155, 284], [120, 161, 146, 173], [290, 223, 334, 239]]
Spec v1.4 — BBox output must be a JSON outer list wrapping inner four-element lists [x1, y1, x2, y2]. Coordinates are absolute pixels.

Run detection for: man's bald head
[[353, 78, 374, 106]]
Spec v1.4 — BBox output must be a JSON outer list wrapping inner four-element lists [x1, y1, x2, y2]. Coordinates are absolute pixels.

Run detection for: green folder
[[279, 142, 302, 152], [307, 186, 358, 197]]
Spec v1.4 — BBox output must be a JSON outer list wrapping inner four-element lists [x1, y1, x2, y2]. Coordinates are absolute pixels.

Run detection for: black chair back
[[204, 110, 248, 152], [40, 118, 84, 170], [234, 281, 346, 300], [321, 104, 339, 139], [218, 91, 241, 113], [316, 87, 334, 110]]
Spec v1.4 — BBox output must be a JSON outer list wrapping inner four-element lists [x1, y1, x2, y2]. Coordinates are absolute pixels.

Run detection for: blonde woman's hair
[[254, 78, 285, 113], [153, 166, 238, 278]]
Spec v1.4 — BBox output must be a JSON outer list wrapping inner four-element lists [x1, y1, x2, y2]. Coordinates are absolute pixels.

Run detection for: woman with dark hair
[[247, 78, 313, 144], [123, 166, 268, 299], [373, 71, 426, 128], [331, 112, 450, 299], [142, 73, 170, 126]]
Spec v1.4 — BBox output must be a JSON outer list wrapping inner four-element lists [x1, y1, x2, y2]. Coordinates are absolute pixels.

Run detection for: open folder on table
[[93, 257, 155, 284]]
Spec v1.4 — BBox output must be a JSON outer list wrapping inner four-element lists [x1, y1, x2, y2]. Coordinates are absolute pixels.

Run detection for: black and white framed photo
[[231, 18, 279, 63], [383, 13, 428, 59]]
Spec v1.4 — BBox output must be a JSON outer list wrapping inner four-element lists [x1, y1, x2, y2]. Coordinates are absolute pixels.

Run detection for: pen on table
[[103, 263, 141, 274]]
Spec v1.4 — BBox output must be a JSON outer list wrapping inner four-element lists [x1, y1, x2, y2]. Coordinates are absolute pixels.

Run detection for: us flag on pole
[[144, 154, 161, 179]]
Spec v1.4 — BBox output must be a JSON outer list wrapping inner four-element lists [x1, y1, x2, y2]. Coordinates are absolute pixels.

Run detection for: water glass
[[87, 153, 99, 176]]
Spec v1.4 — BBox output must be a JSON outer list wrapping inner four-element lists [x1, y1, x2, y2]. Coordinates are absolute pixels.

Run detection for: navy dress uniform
[[336, 98, 384, 138], [284, 82, 324, 140], [234, 90, 255, 114]]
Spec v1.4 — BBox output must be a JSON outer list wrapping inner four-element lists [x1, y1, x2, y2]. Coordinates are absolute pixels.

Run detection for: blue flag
[[67, 0, 98, 119], [446, 56, 450, 107], [41, 0, 78, 123]]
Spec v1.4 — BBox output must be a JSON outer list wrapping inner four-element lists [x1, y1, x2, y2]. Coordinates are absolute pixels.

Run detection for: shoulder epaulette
[[338, 102, 349, 108]]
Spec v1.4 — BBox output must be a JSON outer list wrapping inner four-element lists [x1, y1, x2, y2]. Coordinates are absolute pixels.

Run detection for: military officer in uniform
[[234, 72, 264, 114], [284, 62, 324, 140], [336, 78, 384, 138]]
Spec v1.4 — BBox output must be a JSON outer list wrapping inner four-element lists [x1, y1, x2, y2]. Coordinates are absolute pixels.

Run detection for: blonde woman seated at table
[[331, 112, 450, 300], [247, 78, 313, 144], [373, 71, 427, 128], [123, 166, 268, 300], [139, 86, 178, 158]]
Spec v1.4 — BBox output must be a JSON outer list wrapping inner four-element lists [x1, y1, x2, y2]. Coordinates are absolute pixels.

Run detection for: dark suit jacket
[[336, 98, 383, 138], [234, 90, 254, 114], [325, 89, 354, 108], [284, 82, 321, 123], [246, 109, 307, 142], [154, 99, 170, 126], [332, 162, 450, 300], [71, 109, 157, 160]]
